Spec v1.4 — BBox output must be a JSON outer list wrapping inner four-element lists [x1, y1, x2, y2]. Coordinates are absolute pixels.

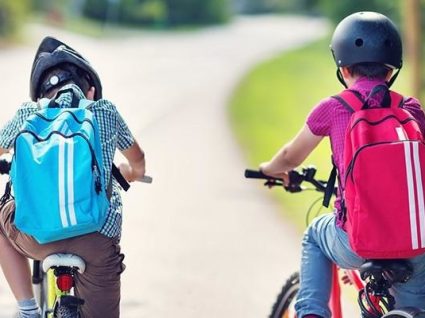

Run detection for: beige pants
[[0, 200, 125, 318]]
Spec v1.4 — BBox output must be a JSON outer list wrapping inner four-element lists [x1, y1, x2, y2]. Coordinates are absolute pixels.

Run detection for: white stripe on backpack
[[58, 137, 69, 228], [67, 140, 77, 226], [413, 142, 425, 248], [396, 127, 425, 250], [58, 123, 77, 228]]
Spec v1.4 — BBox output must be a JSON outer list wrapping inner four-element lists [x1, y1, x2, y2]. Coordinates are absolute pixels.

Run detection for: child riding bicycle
[[0, 37, 146, 318], [259, 12, 425, 318]]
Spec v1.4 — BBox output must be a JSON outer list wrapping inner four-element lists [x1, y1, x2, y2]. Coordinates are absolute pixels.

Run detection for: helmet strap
[[336, 69, 347, 88], [386, 68, 401, 88]]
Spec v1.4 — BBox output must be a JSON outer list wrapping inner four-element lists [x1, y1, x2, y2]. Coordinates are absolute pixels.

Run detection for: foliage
[[315, 0, 401, 25], [0, 0, 29, 39], [165, 0, 229, 25], [237, 0, 284, 14], [236, 0, 400, 20], [121, 0, 167, 25], [82, 0, 109, 22], [237, 0, 319, 14], [83, 0, 230, 27]]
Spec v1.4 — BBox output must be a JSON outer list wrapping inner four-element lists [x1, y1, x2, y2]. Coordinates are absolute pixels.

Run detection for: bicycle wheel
[[53, 296, 83, 318], [270, 272, 300, 318], [382, 308, 425, 318], [54, 305, 80, 318]]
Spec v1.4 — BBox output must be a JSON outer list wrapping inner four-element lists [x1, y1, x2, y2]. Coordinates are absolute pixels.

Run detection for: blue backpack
[[10, 91, 110, 244]]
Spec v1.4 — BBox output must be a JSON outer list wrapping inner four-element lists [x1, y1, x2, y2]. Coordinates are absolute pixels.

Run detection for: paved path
[[0, 15, 331, 317]]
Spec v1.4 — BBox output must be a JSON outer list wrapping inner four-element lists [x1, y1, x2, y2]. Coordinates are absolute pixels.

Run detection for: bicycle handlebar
[[244, 166, 327, 193], [244, 169, 274, 180]]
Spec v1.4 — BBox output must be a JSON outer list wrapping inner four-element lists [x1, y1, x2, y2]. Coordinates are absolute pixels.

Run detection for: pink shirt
[[306, 77, 425, 226]]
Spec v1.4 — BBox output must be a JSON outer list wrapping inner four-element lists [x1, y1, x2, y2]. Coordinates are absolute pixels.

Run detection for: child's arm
[[259, 125, 323, 181], [118, 140, 146, 182]]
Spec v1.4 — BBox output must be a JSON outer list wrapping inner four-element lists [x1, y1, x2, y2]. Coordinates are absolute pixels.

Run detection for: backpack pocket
[[345, 140, 425, 258]]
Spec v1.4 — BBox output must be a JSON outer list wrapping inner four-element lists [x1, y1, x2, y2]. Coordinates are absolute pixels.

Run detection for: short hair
[[39, 63, 92, 99], [347, 62, 392, 80]]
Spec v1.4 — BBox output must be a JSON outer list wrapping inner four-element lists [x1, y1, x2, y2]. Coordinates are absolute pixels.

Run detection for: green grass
[[229, 36, 412, 230]]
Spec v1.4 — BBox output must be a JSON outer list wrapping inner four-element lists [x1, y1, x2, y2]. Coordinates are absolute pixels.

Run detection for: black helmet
[[30, 36, 102, 101], [330, 12, 402, 69]]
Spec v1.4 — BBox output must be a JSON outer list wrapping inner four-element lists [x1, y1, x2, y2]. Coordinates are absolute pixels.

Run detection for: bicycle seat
[[42, 253, 86, 274], [360, 259, 413, 283]]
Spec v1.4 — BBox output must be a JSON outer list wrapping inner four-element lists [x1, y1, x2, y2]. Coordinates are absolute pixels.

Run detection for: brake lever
[[285, 184, 304, 193], [264, 179, 284, 188]]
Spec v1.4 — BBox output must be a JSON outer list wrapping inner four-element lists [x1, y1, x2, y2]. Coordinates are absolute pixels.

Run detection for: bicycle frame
[[329, 264, 365, 318], [40, 269, 59, 317], [244, 167, 400, 318]]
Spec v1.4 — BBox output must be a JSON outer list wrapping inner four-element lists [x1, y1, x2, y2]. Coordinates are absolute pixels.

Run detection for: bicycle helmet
[[330, 12, 402, 87], [30, 36, 102, 101]]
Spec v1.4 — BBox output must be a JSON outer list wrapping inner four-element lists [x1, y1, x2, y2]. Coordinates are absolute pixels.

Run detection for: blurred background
[[0, 0, 423, 111], [0, 1, 424, 317]]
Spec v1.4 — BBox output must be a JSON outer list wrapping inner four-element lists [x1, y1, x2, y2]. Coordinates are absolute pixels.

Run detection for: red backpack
[[330, 85, 425, 259]]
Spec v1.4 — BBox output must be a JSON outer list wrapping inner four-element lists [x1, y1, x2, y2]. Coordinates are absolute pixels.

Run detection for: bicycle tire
[[383, 308, 425, 318], [54, 304, 80, 318], [270, 272, 300, 318], [53, 296, 83, 318]]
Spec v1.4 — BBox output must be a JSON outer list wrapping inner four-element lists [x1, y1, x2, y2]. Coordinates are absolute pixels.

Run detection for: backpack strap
[[112, 164, 130, 191], [332, 85, 405, 112], [78, 99, 94, 109], [323, 161, 337, 208], [323, 90, 363, 207], [75, 98, 130, 191], [323, 86, 405, 209], [389, 90, 405, 109], [331, 89, 365, 113], [37, 98, 50, 109]]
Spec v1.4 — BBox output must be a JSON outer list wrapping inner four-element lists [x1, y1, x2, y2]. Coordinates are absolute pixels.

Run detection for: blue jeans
[[295, 213, 425, 318]]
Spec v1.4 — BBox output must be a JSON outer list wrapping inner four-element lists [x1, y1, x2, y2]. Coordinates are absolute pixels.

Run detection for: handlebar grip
[[244, 169, 269, 179], [0, 159, 11, 175], [137, 175, 153, 183]]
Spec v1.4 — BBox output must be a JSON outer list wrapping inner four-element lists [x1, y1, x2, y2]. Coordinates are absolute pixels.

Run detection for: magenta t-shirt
[[306, 77, 425, 227]]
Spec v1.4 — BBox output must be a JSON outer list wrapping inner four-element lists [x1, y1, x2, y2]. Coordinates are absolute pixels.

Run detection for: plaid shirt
[[0, 85, 134, 239]]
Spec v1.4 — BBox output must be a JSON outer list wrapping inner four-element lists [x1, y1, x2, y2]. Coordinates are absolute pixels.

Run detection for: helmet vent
[[355, 38, 364, 47]]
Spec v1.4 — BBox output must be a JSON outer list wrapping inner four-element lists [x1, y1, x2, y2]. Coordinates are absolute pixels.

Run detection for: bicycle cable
[[305, 196, 324, 227], [358, 283, 393, 318]]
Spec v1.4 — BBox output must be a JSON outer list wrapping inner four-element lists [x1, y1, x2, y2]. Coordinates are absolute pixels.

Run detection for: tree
[[83, 0, 230, 27], [0, 0, 29, 39], [316, 0, 400, 25], [164, 0, 230, 25]]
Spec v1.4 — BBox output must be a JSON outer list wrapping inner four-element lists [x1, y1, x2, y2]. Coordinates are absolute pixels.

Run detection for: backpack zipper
[[345, 140, 422, 184], [350, 116, 416, 132], [15, 130, 104, 195]]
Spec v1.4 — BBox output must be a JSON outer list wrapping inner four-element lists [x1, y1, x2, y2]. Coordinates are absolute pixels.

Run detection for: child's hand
[[119, 162, 145, 183], [259, 162, 290, 186]]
